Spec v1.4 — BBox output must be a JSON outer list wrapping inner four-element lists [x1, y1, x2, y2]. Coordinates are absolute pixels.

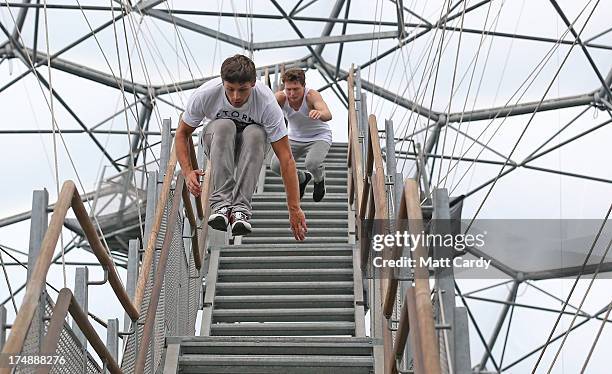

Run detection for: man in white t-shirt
[[175, 55, 307, 240], [270, 68, 332, 202]]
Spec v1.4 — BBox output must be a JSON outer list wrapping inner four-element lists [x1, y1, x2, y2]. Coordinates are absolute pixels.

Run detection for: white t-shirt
[[283, 87, 332, 145], [182, 77, 287, 143]]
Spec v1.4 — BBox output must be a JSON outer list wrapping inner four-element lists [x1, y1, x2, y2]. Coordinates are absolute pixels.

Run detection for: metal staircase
[[244, 143, 351, 245], [161, 143, 376, 373]]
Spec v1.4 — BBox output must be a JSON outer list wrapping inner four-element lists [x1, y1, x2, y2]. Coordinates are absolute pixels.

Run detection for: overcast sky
[[1, 1, 611, 372]]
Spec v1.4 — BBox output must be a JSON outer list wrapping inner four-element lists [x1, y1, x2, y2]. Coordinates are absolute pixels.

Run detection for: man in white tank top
[[270, 68, 333, 202], [175, 55, 307, 240]]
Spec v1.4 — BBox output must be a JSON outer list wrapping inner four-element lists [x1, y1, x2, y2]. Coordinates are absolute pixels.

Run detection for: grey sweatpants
[[203, 119, 267, 217], [270, 140, 330, 183]]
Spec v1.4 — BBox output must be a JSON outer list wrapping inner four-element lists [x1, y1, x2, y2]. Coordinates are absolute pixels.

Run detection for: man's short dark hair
[[282, 68, 306, 86], [221, 54, 256, 83]]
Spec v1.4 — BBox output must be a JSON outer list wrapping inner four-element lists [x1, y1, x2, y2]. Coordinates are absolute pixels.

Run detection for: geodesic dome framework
[[0, 1, 611, 372]]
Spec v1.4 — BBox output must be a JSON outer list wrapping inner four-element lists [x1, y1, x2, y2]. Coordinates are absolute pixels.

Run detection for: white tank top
[[282, 87, 332, 144]]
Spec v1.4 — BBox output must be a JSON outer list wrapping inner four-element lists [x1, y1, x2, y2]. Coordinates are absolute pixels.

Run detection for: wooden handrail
[[188, 136, 204, 220], [366, 113, 394, 374], [134, 142, 177, 310], [346, 66, 441, 374], [67, 288, 122, 374], [198, 163, 213, 266], [37, 289, 71, 374], [181, 182, 201, 270], [0, 181, 137, 371], [71, 192, 138, 320], [347, 67, 364, 211], [403, 180, 441, 374], [38, 288, 121, 373], [135, 176, 185, 374]]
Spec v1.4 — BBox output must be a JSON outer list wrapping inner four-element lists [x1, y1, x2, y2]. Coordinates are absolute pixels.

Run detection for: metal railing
[[122, 131, 213, 374], [0, 180, 136, 374], [1, 118, 213, 374], [346, 67, 441, 374]]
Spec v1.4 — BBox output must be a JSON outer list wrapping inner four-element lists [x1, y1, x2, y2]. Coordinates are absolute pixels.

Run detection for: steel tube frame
[[477, 281, 519, 371]]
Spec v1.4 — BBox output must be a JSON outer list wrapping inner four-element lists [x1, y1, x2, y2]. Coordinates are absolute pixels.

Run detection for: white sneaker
[[208, 206, 231, 231], [230, 211, 252, 236]]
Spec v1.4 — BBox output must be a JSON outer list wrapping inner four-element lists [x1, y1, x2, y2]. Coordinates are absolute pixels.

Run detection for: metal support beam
[[477, 280, 519, 371], [73, 267, 89, 348], [334, 0, 351, 79], [0, 306, 6, 351], [33, 73, 123, 172], [145, 9, 249, 49], [432, 188, 456, 371], [270, 0, 348, 104], [502, 302, 612, 371], [384, 119, 402, 213], [548, 0, 612, 103], [394, 0, 406, 38], [159, 118, 172, 183], [27, 189, 48, 282], [313, 0, 345, 55], [106, 318, 119, 370], [22, 48, 149, 95], [10, 0, 32, 41], [454, 306, 471, 373], [153, 58, 308, 94], [321, 60, 440, 120], [125, 239, 139, 332], [253, 30, 398, 50]]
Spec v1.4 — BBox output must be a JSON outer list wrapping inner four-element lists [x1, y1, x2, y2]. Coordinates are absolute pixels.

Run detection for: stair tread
[[211, 321, 355, 329], [218, 243, 354, 249], [215, 295, 354, 301], [218, 269, 353, 274], [168, 336, 372, 344], [219, 255, 351, 261], [240, 237, 349, 244], [216, 281, 354, 288], [214, 308, 354, 315], [179, 355, 372, 365]]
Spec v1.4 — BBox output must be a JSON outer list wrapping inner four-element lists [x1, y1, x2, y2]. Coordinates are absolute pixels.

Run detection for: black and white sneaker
[[299, 172, 312, 200], [313, 179, 325, 202], [230, 211, 252, 236], [208, 206, 231, 231]]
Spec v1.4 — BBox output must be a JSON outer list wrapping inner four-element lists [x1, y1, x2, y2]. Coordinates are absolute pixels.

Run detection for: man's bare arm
[[176, 119, 204, 196], [274, 91, 287, 107], [271, 135, 307, 241], [307, 90, 332, 121]]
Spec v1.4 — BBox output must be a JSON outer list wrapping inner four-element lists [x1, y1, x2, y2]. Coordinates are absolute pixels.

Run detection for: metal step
[[250, 210, 348, 219], [212, 308, 355, 322], [179, 355, 372, 374], [240, 236, 349, 245], [266, 170, 348, 179], [218, 243, 355, 249], [217, 268, 353, 283], [216, 267, 353, 283], [265, 185, 348, 194], [209, 321, 356, 336], [218, 246, 353, 256], [215, 281, 354, 296], [213, 295, 354, 309], [250, 218, 348, 228], [265, 176, 347, 186], [251, 201, 347, 209], [169, 336, 374, 356], [248, 227, 348, 237], [252, 193, 347, 202], [218, 256, 352, 270]]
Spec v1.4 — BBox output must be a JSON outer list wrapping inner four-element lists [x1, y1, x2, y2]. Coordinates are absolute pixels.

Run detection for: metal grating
[[13, 294, 101, 374], [120, 191, 170, 373], [120, 186, 203, 372]]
